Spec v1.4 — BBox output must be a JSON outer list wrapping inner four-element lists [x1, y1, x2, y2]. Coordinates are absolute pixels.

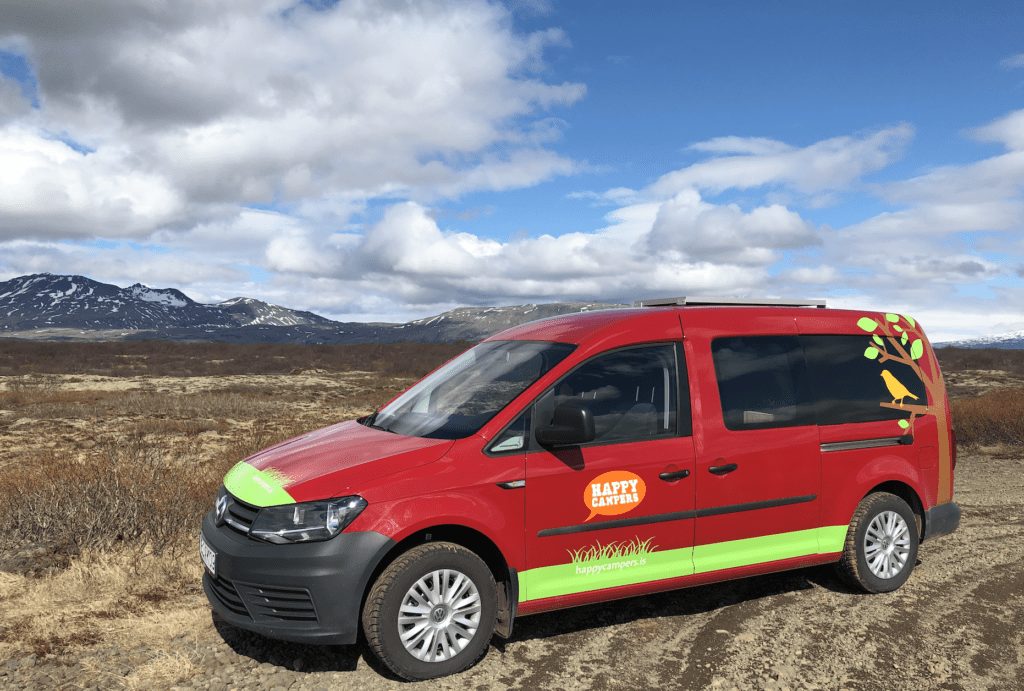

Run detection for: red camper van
[[199, 298, 960, 680]]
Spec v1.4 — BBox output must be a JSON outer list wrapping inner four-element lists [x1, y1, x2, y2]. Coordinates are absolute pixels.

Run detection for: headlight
[[249, 496, 367, 544]]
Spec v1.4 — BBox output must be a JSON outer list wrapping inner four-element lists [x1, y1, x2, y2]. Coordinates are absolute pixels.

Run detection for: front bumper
[[199, 511, 394, 645], [922, 501, 961, 542]]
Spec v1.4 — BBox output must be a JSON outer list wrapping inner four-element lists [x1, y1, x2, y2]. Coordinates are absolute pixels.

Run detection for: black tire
[[361, 542, 497, 681], [836, 492, 919, 593]]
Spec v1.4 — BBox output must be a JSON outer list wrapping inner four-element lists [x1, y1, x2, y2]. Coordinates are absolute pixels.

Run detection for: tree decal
[[857, 312, 953, 503]]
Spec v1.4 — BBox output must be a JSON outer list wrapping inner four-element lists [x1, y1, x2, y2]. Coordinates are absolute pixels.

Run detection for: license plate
[[199, 534, 216, 576]]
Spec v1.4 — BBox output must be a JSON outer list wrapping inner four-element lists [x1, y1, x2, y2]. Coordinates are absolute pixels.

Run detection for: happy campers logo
[[584, 470, 646, 521]]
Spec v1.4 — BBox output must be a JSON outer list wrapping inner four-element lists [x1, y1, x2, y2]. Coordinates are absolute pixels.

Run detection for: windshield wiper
[[361, 409, 394, 433]]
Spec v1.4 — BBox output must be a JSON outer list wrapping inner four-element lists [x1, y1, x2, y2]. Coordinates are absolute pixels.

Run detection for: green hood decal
[[224, 461, 296, 507]]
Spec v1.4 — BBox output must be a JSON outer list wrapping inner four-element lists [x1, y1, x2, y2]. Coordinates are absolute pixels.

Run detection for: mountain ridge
[[0, 273, 620, 344], [939, 330, 1024, 350], [6, 273, 1019, 347]]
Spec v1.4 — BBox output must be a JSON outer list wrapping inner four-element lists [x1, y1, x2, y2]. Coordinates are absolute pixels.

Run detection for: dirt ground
[[0, 357, 1022, 690]]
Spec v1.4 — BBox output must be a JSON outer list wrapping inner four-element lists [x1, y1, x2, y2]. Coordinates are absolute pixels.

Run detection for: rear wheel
[[362, 542, 496, 680], [837, 492, 919, 593]]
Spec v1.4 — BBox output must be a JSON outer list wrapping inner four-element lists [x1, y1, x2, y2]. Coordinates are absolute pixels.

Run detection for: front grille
[[205, 573, 251, 619], [236, 583, 319, 626], [223, 494, 259, 535]]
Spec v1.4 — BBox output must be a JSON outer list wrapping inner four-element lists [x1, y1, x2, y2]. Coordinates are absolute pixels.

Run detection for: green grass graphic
[[567, 536, 658, 564]]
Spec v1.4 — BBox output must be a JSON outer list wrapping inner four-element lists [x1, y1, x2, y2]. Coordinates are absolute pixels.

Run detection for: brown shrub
[[0, 436, 217, 560], [0, 420, 326, 571], [937, 347, 1024, 377], [0, 387, 120, 419], [0, 386, 293, 427], [951, 387, 1024, 446], [29, 628, 102, 657], [113, 390, 280, 421], [0, 340, 468, 378]]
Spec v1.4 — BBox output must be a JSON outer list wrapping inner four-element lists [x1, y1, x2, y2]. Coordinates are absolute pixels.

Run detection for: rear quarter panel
[[795, 308, 947, 519], [817, 420, 931, 528]]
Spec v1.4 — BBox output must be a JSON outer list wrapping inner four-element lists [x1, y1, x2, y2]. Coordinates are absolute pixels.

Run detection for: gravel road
[[2, 449, 1021, 690]]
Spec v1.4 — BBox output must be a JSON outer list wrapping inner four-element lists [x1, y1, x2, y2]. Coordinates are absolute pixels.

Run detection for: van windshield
[[368, 340, 575, 440]]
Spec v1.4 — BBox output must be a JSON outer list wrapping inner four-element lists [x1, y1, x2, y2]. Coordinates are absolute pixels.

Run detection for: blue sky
[[461, 1, 1024, 237], [0, 1, 1023, 339]]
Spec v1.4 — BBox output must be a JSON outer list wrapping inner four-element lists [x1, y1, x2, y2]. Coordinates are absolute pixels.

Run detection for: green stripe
[[519, 525, 847, 603], [693, 525, 846, 573], [223, 462, 295, 507], [815, 524, 848, 553]]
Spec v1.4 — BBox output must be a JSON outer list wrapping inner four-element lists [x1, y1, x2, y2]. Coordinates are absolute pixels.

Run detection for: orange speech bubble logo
[[584, 470, 646, 522]]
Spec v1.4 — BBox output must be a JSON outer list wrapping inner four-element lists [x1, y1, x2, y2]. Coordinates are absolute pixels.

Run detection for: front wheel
[[361, 542, 497, 681], [836, 492, 919, 593]]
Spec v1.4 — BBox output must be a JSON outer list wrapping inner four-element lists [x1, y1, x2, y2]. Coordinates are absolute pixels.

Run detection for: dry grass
[[0, 548, 203, 673], [936, 347, 1024, 378], [951, 386, 1024, 446], [0, 339, 467, 377]]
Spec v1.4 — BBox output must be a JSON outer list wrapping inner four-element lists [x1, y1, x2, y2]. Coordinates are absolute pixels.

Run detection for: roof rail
[[634, 296, 827, 308]]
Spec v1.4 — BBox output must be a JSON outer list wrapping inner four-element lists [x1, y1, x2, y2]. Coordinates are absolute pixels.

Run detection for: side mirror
[[535, 401, 596, 447]]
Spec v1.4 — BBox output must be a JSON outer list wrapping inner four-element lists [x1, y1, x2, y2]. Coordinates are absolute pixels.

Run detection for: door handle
[[659, 469, 690, 482], [708, 463, 738, 476]]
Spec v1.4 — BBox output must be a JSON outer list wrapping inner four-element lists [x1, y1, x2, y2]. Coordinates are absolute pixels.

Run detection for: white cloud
[[650, 125, 913, 196], [0, 127, 187, 238], [689, 136, 794, 156], [970, 108, 1024, 151], [785, 266, 838, 284], [807, 109, 1024, 319], [264, 192, 807, 308], [0, 0, 584, 239], [1000, 53, 1024, 69], [265, 230, 341, 277], [0, 239, 245, 291], [567, 187, 640, 206], [826, 295, 1024, 343], [647, 190, 818, 264], [889, 254, 1003, 283]]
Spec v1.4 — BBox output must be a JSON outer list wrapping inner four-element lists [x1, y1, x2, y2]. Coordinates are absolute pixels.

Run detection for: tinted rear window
[[711, 336, 814, 430], [802, 334, 927, 425]]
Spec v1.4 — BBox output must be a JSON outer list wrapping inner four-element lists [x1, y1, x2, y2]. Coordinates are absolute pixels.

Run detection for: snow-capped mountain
[[0, 274, 334, 331], [0, 273, 622, 343], [8, 273, 1020, 347], [216, 297, 335, 327], [399, 302, 617, 342], [940, 330, 1024, 349]]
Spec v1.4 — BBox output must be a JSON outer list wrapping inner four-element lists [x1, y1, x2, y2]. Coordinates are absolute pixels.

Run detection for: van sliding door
[[685, 315, 824, 576]]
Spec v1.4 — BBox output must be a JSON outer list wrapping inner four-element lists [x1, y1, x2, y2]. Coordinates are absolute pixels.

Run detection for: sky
[[1, 0, 1023, 341]]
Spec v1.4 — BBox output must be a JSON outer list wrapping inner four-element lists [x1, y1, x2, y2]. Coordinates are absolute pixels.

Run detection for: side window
[[802, 335, 927, 425], [540, 344, 680, 445], [489, 410, 530, 454], [711, 336, 813, 430]]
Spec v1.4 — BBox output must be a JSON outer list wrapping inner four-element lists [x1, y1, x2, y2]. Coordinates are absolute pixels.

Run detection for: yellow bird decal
[[880, 369, 919, 406]]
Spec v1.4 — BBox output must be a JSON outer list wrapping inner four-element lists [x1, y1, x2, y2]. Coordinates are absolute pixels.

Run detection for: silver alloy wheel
[[398, 568, 482, 662], [864, 510, 911, 579]]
